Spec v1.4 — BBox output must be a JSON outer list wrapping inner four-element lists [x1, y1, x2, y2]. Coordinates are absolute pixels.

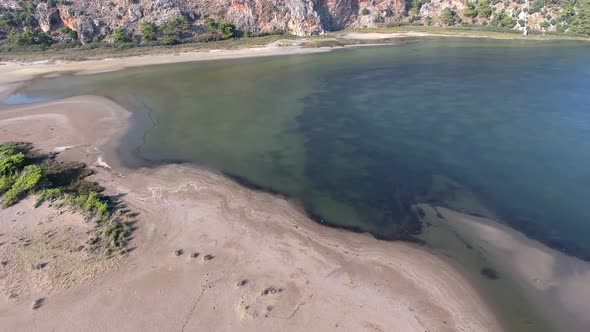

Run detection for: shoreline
[[0, 43, 329, 98], [437, 207, 590, 331], [0, 93, 503, 329], [2, 29, 587, 96]]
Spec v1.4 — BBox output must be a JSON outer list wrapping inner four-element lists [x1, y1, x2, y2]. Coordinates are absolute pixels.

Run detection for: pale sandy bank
[[438, 207, 590, 331], [0, 42, 327, 94], [0, 29, 555, 97], [0, 93, 503, 331], [339, 32, 436, 40]]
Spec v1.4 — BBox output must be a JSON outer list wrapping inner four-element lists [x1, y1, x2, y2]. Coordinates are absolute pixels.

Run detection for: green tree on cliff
[[441, 8, 457, 25], [112, 28, 131, 43], [140, 21, 157, 41], [161, 24, 180, 45], [464, 2, 478, 17], [7, 31, 53, 46], [203, 18, 236, 39], [572, 0, 590, 36], [219, 21, 236, 39], [204, 17, 218, 31], [477, 0, 493, 18], [492, 10, 515, 27], [160, 15, 191, 44]]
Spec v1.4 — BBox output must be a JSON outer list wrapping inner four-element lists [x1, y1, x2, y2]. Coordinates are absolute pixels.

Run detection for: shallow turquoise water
[[5, 38, 590, 260]]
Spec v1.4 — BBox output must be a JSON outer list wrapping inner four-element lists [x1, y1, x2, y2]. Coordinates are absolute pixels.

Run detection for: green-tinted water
[[6, 38, 590, 261]]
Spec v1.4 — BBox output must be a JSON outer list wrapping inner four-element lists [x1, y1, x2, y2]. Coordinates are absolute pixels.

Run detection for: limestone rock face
[[127, 4, 143, 23], [35, 3, 62, 33], [0, 0, 573, 41], [285, 0, 324, 35], [76, 16, 97, 44]]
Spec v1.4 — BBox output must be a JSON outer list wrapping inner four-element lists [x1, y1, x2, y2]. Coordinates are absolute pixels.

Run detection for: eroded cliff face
[[0, 0, 583, 44]]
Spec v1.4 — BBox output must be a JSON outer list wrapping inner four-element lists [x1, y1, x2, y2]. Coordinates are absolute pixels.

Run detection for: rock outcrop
[[76, 16, 97, 44], [35, 3, 62, 33]]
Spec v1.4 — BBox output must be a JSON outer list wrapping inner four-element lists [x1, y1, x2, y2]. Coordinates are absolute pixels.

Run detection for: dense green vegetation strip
[[0, 142, 133, 256]]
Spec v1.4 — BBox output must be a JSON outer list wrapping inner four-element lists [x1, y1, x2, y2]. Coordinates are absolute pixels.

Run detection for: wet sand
[[0, 91, 502, 331], [439, 207, 590, 331]]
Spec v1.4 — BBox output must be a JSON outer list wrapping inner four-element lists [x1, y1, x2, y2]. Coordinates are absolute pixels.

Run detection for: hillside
[[0, 0, 589, 47]]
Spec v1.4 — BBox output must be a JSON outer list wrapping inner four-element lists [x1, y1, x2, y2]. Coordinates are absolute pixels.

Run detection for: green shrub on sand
[[0, 141, 135, 255], [3, 164, 43, 207]]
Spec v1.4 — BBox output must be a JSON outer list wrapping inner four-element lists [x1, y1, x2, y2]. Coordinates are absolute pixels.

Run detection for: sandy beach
[[438, 207, 590, 331], [0, 48, 503, 331], [2, 29, 579, 94], [0, 42, 328, 96]]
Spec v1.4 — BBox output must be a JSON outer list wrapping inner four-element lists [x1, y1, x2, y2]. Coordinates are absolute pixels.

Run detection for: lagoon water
[[5, 38, 590, 263]]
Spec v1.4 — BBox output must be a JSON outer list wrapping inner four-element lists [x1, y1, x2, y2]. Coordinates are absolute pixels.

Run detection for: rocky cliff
[[0, 0, 588, 45]]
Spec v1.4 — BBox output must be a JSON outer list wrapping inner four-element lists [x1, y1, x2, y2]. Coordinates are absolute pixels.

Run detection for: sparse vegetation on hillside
[[572, 0, 590, 35], [441, 8, 457, 26], [477, 0, 493, 19], [159, 15, 193, 45], [0, 142, 134, 256], [139, 21, 156, 42], [492, 10, 515, 27], [6, 30, 52, 47], [112, 28, 131, 43], [1, 0, 590, 54], [463, 2, 478, 18], [203, 17, 237, 39]]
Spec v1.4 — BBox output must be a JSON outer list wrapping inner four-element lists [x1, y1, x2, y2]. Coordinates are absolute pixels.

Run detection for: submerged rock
[[480, 267, 500, 280]]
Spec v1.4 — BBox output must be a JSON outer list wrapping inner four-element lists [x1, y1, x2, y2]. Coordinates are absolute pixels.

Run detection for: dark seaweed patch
[[480, 267, 500, 280]]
